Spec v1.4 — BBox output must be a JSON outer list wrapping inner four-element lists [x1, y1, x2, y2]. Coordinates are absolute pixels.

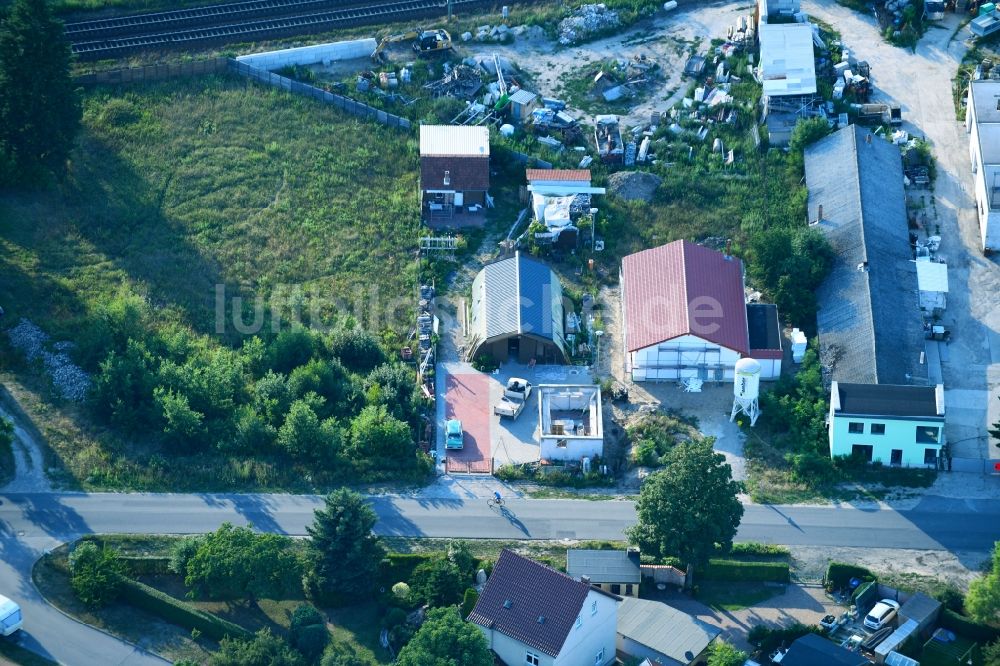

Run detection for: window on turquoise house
[[849, 422, 864, 433], [916, 426, 941, 444], [852, 444, 873, 461], [871, 423, 886, 435], [924, 448, 938, 465]]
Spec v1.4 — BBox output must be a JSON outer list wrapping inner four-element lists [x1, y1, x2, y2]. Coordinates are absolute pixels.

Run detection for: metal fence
[[75, 57, 230, 86], [228, 59, 411, 131]]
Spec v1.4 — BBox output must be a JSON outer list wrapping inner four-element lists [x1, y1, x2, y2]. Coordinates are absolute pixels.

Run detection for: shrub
[[391, 582, 411, 600], [119, 556, 172, 576], [460, 588, 479, 619], [825, 562, 876, 591], [293, 623, 330, 662], [184, 523, 303, 600], [119, 577, 249, 641], [410, 557, 465, 607], [326, 329, 386, 374], [700, 560, 789, 583], [169, 535, 204, 575], [379, 553, 440, 588], [471, 354, 499, 373], [383, 607, 407, 629], [290, 604, 325, 634], [69, 542, 126, 608]]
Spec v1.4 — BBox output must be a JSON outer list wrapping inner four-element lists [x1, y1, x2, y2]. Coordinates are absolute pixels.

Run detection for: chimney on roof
[[580, 575, 591, 585], [443, 170, 450, 187], [724, 239, 732, 259]]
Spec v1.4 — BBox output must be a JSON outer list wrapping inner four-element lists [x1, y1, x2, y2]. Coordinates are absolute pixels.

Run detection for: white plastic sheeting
[[532, 194, 573, 227], [237, 39, 377, 70]]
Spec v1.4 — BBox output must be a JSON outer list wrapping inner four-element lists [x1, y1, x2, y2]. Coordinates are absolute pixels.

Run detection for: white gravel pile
[[8, 319, 91, 402], [558, 4, 620, 45]]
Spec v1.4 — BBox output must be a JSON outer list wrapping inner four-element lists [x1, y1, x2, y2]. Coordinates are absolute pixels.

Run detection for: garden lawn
[[0, 75, 424, 490]]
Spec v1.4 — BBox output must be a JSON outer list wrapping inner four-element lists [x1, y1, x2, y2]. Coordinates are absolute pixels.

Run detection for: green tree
[[210, 629, 304, 666], [460, 588, 479, 619], [788, 116, 831, 154], [984, 639, 1000, 666], [320, 648, 376, 666], [627, 440, 744, 588], [267, 327, 318, 374], [184, 523, 302, 600], [966, 541, 1000, 625], [288, 357, 356, 417], [347, 405, 413, 464], [305, 489, 384, 604], [326, 328, 386, 374], [69, 542, 126, 608], [0, 0, 80, 185], [289, 604, 329, 662], [154, 387, 205, 450], [278, 398, 341, 462], [707, 640, 749, 666], [395, 607, 492, 666], [410, 557, 465, 607], [0, 416, 13, 450], [363, 364, 418, 421]]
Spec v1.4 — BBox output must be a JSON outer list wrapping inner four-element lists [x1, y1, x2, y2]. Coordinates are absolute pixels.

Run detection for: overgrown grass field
[[0, 75, 434, 491]]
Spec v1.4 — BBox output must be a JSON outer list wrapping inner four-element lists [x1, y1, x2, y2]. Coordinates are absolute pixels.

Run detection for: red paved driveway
[[444, 373, 491, 473]]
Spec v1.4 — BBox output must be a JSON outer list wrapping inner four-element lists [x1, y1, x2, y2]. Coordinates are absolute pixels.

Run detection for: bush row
[[728, 543, 791, 558], [119, 556, 172, 576], [825, 562, 876, 590], [118, 577, 250, 642], [700, 560, 790, 583], [940, 608, 1000, 643]]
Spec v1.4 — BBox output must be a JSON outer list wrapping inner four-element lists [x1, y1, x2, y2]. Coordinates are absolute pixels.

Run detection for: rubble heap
[[558, 4, 621, 45], [8, 319, 90, 402]]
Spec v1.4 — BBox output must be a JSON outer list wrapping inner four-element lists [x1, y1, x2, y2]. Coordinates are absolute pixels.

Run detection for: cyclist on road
[[493, 491, 502, 504]]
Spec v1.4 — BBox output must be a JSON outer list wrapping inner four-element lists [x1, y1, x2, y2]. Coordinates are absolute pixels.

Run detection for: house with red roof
[[468, 549, 619, 666], [620, 240, 782, 382]]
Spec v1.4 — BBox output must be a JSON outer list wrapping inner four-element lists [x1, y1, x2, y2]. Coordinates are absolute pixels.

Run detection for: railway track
[[67, 0, 491, 60]]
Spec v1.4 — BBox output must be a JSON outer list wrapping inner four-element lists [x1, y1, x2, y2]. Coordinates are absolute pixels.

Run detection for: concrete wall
[[540, 435, 603, 461], [629, 334, 741, 382], [236, 39, 377, 70], [640, 564, 687, 588], [828, 412, 944, 466]]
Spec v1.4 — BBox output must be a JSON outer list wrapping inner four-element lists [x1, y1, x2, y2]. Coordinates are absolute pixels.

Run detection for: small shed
[[538, 384, 603, 461], [567, 548, 640, 597], [915, 261, 948, 312], [508, 88, 541, 124], [898, 592, 942, 637], [617, 597, 721, 666]]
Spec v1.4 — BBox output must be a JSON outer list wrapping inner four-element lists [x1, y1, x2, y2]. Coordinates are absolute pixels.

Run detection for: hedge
[[700, 560, 789, 583], [378, 553, 442, 588], [119, 557, 171, 576], [825, 562, 876, 590], [118, 577, 250, 642], [940, 608, 1000, 643], [728, 543, 791, 558]]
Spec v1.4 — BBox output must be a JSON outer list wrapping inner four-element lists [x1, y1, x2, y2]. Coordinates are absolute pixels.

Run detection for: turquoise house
[[828, 382, 945, 468]]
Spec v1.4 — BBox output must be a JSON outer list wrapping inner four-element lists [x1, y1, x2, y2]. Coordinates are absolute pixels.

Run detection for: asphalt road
[[1, 492, 999, 664]]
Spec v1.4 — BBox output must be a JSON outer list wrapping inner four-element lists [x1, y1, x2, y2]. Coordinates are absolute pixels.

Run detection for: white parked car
[[864, 599, 900, 630], [0, 595, 22, 636]]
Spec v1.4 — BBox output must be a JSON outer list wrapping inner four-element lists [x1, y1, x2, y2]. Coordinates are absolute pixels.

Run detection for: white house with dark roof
[[965, 79, 1000, 252], [468, 548, 619, 666], [828, 381, 945, 467]]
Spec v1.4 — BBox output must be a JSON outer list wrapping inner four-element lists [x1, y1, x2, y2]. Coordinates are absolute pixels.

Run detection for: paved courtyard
[[437, 360, 601, 470]]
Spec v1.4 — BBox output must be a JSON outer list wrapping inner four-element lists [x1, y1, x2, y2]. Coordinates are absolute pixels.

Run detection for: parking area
[[437, 360, 601, 470]]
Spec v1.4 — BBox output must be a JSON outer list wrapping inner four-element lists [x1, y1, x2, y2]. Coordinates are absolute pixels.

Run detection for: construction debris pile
[[424, 64, 483, 98], [558, 4, 621, 45], [607, 171, 661, 203], [590, 55, 660, 102], [8, 319, 90, 402]]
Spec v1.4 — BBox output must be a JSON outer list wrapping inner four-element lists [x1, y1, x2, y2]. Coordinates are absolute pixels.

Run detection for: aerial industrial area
[[0, 0, 999, 663]]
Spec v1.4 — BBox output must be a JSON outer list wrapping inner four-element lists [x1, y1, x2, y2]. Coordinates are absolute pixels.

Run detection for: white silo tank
[[734, 357, 761, 402]]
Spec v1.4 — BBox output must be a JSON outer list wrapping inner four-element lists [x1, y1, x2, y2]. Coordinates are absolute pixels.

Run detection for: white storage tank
[[790, 328, 807, 363], [734, 357, 761, 402]]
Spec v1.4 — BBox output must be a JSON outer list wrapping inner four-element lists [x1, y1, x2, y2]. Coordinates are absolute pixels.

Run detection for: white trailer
[[494, 398, 525, 419]]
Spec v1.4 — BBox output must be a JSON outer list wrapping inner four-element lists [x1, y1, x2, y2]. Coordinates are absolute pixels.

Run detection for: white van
[[0, 595, 22, 636]]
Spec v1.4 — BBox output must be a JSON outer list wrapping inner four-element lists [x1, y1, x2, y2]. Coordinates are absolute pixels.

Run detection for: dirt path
[[0, 395, 53, 493]]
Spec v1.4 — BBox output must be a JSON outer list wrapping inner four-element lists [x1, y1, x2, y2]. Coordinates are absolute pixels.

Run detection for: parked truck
[[851, 102, 902, 126], [494, 378, 532, 420]]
